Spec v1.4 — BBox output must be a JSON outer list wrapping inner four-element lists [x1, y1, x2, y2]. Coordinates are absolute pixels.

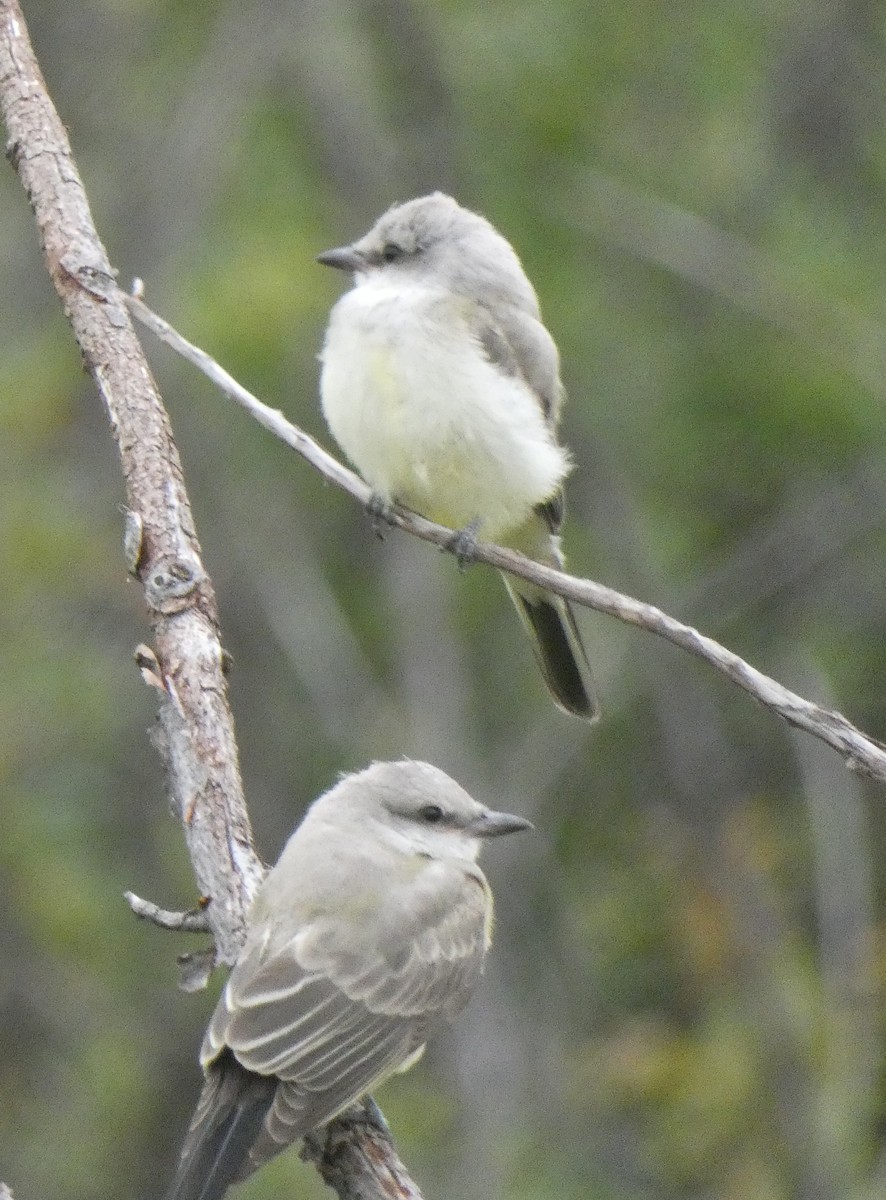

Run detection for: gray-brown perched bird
[[317, 193, 598, 721], [166, 760, 532, 1200]]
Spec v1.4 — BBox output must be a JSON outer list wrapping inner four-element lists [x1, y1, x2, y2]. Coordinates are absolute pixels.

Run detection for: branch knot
[[144, 554, 205, 611]]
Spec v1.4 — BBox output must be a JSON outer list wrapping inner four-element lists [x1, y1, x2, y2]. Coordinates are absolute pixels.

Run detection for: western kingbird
[[166, 760, 532, 1200], [317, 193, 598, 721]]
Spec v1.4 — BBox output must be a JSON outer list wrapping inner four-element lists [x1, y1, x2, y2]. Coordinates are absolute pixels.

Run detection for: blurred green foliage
[[4, 1, 886, 1198]]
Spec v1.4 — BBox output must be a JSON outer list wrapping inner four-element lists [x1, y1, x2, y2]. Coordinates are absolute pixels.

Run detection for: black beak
[[316, 245, 365, 272], [469, 809, 534, 838]]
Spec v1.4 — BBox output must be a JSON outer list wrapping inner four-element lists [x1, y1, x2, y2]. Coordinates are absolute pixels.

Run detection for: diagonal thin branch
[[126, 291, 886, 788]]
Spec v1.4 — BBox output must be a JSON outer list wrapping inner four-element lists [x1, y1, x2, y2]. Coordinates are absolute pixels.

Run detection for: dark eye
[[381, 242, 404, 263], [420, 804, 444, 824]]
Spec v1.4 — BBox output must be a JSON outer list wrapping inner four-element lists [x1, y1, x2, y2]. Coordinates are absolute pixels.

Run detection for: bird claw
[[360, 1096, 392, 1136], [365, 492, 396, 539], [446, 518, 482, 571]]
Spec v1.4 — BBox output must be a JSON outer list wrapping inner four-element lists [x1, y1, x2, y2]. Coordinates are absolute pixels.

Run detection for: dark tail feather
[[166, 1053, 277, 1200], [504, 577, 599, 722]]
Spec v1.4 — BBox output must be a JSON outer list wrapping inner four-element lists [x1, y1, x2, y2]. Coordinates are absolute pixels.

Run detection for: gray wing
[[471, 302, 565, 424], [201, 872, 490, 1176]]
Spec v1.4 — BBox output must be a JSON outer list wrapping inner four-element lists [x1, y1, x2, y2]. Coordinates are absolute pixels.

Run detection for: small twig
[[176, 948, 219, 994], [123, 891, 220, 990], [124, 890, 213, 933], [127, 291, 886, 788]]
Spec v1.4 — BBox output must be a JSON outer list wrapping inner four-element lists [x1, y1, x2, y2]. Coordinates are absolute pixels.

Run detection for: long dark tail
[[503, 575, 599, 721], [166, 1052, 277, 1200]]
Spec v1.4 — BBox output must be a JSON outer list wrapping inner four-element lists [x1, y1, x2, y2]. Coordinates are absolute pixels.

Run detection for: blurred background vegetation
[[3, 1, 886, 1197]]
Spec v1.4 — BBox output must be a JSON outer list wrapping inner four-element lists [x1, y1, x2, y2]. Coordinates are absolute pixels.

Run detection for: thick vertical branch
[[0, 3, 422, 1196], [0, 0, 263, 964]]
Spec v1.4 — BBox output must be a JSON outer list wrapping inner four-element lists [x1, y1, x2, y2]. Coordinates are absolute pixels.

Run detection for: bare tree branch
[[0, 3, 422, 1196], [0, 0, 262, 966], [126, 290, 886, 788], [124, 891, 213, 933], [301, 1100, 426, 1200]]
